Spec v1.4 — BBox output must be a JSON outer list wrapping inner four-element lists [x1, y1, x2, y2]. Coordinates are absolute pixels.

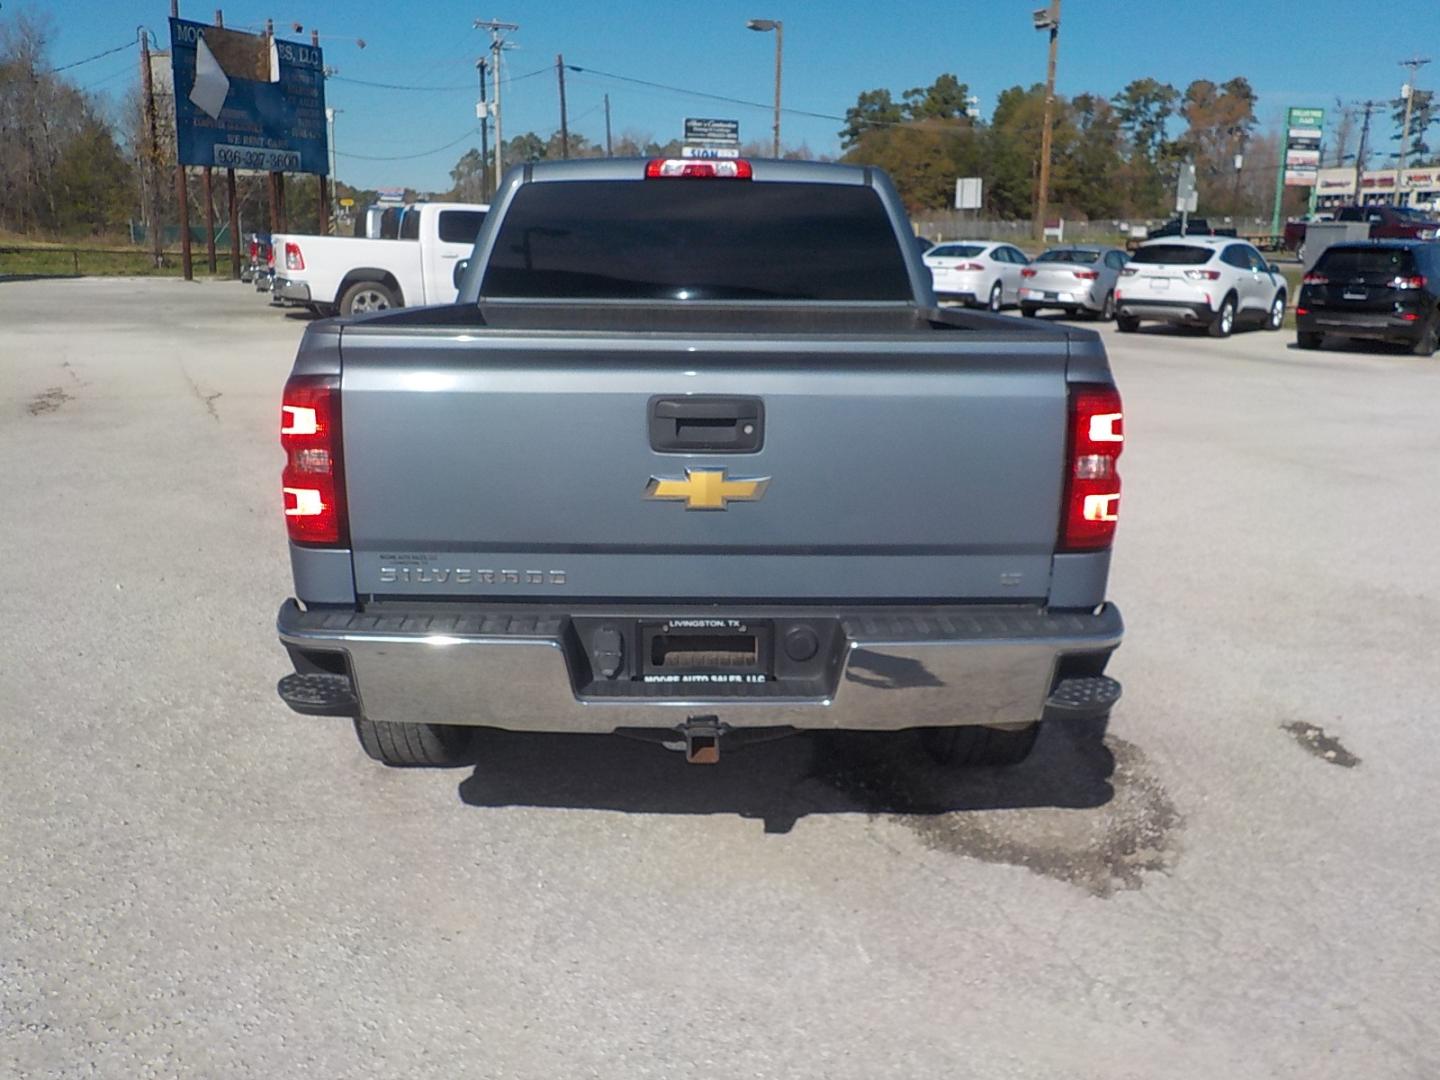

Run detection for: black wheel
[[1020, 304, 1040, 318], [1116, 313, 1140, 332], [1297, 331, 1323, 350], [340, 280, 398, 315], [353, 718, 474, 767], [1096, 290, 1115, 321], [1264, 291, 1286, 331], [988, 281, 1003, 312], [1411, 320, 1439, 356], [1208, 294, 1236, 338], [919, 724, 1040, 767]]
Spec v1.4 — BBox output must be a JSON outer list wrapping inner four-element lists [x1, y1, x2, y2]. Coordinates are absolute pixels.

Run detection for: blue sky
[[38, 0, 1440, 191]]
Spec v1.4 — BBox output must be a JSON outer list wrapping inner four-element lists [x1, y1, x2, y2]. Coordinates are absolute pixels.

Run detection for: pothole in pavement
[[1281, 721, 1361, 768], [27, 387, 71, 416]]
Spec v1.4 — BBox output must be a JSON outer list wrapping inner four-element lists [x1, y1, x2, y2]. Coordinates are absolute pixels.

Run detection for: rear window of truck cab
[[478, 180, 913, 301]]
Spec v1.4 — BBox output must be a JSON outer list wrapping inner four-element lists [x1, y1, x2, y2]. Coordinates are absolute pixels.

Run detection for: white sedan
[[923, 242, 1031, 311]]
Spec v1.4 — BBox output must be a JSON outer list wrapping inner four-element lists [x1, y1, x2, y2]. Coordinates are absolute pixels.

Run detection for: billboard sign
[[1283, 107, 1324, 188], [684, 118, 740, 146], [168, 18, 328, 174]]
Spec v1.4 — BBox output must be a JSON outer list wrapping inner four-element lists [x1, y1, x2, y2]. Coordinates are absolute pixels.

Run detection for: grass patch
[[0, 238, 238, 278]]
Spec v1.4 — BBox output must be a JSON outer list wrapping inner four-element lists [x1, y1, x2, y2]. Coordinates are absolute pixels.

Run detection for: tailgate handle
[[649, 396, 764, 453]]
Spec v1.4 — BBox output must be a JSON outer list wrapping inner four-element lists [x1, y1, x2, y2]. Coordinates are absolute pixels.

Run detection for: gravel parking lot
[[3, 277, 1438, 1078]]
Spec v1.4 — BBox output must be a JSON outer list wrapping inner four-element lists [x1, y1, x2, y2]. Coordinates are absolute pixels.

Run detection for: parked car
[[922, 241, 1030, 310], [270, 202, 489, 315], [1288, 204, 1440, 254], [241, 233, 272, 289], [1114, 237, 1287, 337], [1145, 217, 1238, 240], [1295, 240, 1440, 355], [274, 157, 1125, 770], [1018, 245, 1129, 320]]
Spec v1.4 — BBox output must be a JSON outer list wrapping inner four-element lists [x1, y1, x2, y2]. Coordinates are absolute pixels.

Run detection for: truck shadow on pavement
[[457, 720, 1183, 895], [457, 719, 1115, 834]]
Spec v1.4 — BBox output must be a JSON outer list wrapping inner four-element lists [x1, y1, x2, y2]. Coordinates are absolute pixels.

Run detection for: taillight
[[281, 374, 346, 546], [1302, 272, 1328, 285], [1295, 306, 1309, 315], [1183, 269, 1221, 280], [645, 158, 752, 179], [957, 262, 985, 271], [285, 241, 305, 271], [248, 240, 258, 260], [1392, 275, 1426, 289], [1061, 384, 1123, 552], [1073, 270, 1099, 280], [1020, 268, 1037, 278]]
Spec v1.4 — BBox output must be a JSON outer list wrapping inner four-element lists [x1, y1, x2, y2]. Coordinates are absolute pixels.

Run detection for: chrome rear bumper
[[277, 601, 1123, 732]]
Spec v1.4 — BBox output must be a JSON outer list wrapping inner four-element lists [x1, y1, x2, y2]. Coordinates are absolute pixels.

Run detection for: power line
[[336, 128, 477, 161], [53, 39, 134, 72], [330, 65, 547, 93], [564, 63, 851, 124]]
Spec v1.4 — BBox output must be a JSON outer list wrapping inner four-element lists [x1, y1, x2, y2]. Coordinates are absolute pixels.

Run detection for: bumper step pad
[[1043, 675, 1121, 721], [277, 673, 358, 717]]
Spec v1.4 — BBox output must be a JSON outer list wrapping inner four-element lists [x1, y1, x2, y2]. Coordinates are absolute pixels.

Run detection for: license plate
[[1343, 289, 1367, 301], [1150, 277, 1169, 290], [1044, 291, 1058, 300]]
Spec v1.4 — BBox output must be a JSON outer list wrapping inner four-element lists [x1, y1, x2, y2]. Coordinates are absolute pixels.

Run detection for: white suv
[[1115, 237, 1287, 337]]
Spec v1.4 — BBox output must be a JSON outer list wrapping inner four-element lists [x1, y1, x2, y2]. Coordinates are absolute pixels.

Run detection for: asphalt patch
[[1281, 721, 1361, 768], [26, 387, 70, 415]]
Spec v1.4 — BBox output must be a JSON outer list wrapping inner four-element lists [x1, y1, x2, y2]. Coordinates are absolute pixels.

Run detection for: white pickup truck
[[270, 202, 489, 315]]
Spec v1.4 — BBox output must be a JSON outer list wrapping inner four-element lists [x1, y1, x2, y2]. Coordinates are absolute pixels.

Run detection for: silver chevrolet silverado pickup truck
[[275, 157, 1124, 769]]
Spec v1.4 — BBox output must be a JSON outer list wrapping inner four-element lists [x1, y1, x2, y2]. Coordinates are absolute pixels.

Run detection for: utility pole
[[1353, 100, 1383, 204], [1032, 0, 1061, 242], [137, 26, 165, 268], [477, 57, 489, 198], [1397, 56, 1430, 206], [556, 54, 569, 159], [171, 0, 192, 281], [326, 106, 342, 231], [217, 9, 239, 277], [475, 19, 519, 193], [604, 93, 612, 157]]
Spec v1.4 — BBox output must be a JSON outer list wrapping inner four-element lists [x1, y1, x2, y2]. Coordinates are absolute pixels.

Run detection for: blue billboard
[[168, 18, 328, 174]]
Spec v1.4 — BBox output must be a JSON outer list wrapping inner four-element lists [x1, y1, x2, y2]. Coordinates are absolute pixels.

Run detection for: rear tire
[[1411, 319, 1439, 356], [1020, 304, 1040, 318], [988, 281, 1003, 312], [340, 280, 398, 315], [919, 724, 1040, 767], [1208, 294, 1236, 338], [1116, 313, 1140, 332], [353, 718, 474, 767], [1096, 290, 1115, 321], [1297, 330, 1323, 350]]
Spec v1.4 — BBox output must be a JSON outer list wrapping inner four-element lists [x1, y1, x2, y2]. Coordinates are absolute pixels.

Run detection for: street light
[[1031, 1, 1060, 242], [746, 18, 783, 158]]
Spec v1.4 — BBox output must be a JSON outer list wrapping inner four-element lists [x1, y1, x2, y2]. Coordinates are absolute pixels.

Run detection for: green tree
[[448, 147, 488, 201], [903, 73, 971, 122], [839, 88, 904, 148], [1178, 77, 1257, 214], [1393, 89, 1437, 163]]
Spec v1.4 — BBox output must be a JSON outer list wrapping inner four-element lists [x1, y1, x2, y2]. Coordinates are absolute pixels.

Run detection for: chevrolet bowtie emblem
[[644, 468, 770, 511]]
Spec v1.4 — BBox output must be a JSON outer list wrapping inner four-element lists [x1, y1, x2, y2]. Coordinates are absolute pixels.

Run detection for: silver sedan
[[1018, 245, 1130, 320]]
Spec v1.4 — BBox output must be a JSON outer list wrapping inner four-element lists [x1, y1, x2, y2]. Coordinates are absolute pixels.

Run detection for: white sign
[[1288, 127, 1323, 142], [212, 144, 300, 171], [188, 33, 231, 119], [1286, 149, 1320, 168], [1175, 161, 1198, 213], [954, 177, 983, 210], [681, 145, 740, 159], [1284, 170, 1318, 187]]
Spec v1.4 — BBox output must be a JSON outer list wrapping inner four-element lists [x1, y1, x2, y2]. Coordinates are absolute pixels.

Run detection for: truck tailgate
[[338, 327, 1068, 602]]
